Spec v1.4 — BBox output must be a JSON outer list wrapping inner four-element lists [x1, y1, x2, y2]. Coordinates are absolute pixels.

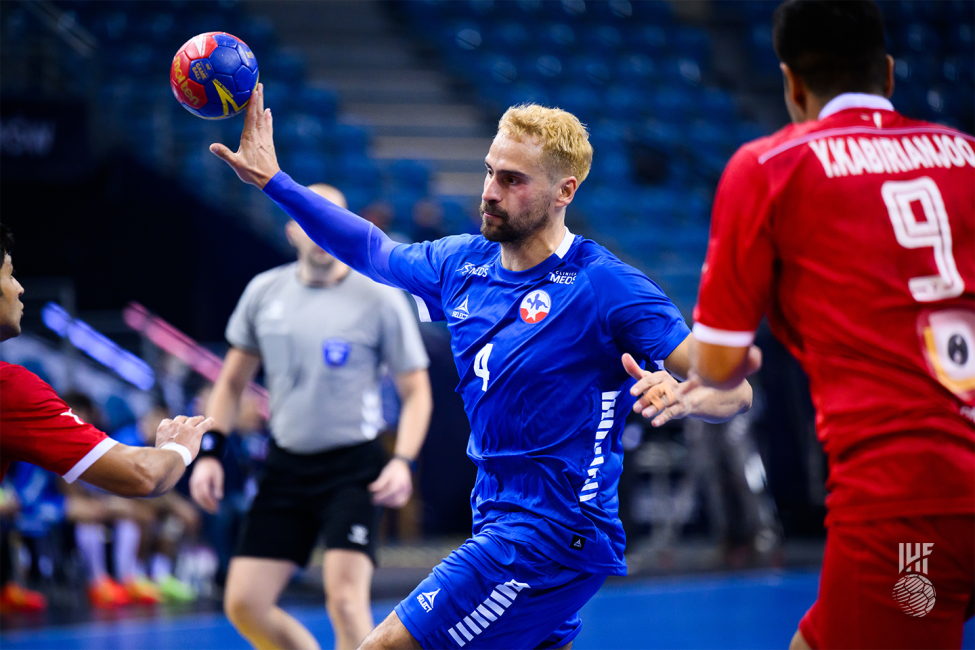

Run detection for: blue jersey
[[264, 173, 689, 575]]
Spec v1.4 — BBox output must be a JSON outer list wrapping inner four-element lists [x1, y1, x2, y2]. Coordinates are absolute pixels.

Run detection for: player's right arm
[[0, 364, 213, 497], [209, 84, 445, 315], [189, 347, 262, 514]]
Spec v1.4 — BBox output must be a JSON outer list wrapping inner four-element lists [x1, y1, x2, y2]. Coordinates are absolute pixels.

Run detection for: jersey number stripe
[[881, 177, 965, 302], [474, 343, 493, 392]]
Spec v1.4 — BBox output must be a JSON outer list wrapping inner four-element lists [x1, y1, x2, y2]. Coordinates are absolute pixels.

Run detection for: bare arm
[[206, 347, 263, 432], [391, 368, 433, 463], [693, 340, 763, 391], [190, 348, 262, 514], [368, 368, 433, 508], [80, 415, 214, 497]]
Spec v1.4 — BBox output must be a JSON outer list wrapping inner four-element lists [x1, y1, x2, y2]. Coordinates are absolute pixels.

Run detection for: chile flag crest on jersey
[[520, 290, 551, 323]]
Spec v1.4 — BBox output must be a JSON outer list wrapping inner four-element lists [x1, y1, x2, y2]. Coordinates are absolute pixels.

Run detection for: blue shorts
[[394, 532, 605, 649]]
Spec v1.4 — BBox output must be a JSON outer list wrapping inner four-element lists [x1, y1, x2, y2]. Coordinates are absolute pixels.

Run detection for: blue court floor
[[2, 570, 972, 649]]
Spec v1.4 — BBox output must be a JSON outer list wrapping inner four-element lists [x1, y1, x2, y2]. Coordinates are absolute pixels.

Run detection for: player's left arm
[[692, 147, 774, 389], [368, 369, 433, 508], [623, 335, 754, 427]]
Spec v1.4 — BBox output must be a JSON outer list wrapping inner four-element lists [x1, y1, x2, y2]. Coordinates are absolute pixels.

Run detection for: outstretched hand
[[622, 353, 706, 427], [209, 82, 281, 189]]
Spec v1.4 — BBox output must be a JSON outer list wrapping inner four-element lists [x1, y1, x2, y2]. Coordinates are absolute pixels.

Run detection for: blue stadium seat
[[334, 124, 372, 155], [296, 87, 339, 124], [948, 23, 974, 54], [579, 25, 624, 55], [616, 53, 659, 84], [554, 85, 601, 121], [388, 160, 432, 195], [604, 85, 645, 120]]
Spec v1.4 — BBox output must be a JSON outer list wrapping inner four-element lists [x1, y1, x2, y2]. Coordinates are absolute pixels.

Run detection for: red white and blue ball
[[171, 32, 258, 120]]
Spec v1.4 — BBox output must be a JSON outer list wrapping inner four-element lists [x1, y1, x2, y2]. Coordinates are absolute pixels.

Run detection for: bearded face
[[479, 191, 552, 243]]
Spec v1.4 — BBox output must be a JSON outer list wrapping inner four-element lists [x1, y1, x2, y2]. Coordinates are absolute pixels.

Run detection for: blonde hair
[[497, 104, 592, 183], [308, 183, 347, 209]]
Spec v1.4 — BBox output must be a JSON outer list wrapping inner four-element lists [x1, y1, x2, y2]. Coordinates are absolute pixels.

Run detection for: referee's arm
[[368, 369, 432, 508], [190, 347, 262, 514]]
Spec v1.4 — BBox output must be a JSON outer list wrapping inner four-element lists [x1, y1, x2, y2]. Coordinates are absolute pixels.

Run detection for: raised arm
[[209, 83, 399, 286]]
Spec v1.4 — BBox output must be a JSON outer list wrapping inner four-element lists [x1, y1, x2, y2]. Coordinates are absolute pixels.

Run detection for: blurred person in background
[[691, 2, 975, 648], [0, 225, 215, 497], [60, 392, 160, 608], [132, 402, 201, 603], [409, 199, 447, 243], [0, 477, 46, 613], [189, 184, 433, 650]]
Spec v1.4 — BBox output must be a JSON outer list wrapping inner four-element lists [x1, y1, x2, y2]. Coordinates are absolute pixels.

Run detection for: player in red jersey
[[0, 224, 215, 496], [690, 1, 974, 648]]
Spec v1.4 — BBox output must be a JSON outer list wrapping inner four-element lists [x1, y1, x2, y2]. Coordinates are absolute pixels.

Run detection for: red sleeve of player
[[0, 364, 117, 483], [692, 148, 777, 347]]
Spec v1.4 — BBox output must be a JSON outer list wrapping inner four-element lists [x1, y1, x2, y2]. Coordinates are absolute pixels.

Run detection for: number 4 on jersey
[[474, 343, 494, 392]]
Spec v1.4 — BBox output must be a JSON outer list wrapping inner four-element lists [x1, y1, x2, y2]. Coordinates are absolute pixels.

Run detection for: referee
[[188, 185, 432, 650]]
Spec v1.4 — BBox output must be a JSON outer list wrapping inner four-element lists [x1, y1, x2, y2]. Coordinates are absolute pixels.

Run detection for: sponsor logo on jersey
[[548, 270, 576, 285], [60, 409, 86, 426], [570, 535, 586, 550], [417, 588, 440, 613], [459, 262, 490, 277], [452, 295, 470, 320], [893, 543, 936, 617], [520, 290, 551, 324], [348, 524, 369, 546], [446, 579, 530, 647], [323, 338, 352, 367], [579, 391, 619, 504]]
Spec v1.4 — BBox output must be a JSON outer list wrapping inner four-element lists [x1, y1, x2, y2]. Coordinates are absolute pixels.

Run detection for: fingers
[[243, 81, 261, 131], [257, 82, 264, 116], [629, 370, 671, 398], [621, 353, 646, 382], [745, 346, 763, 377], [209, 142, 238, 164], [213, 467, 224, 501], [637, 382, 677, 418], [651, 404, 683, 428], [266, 108, 273, 140]]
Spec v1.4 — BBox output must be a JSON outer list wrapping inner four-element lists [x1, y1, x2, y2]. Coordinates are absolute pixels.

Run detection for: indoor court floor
[[2, 570, 973, 649]]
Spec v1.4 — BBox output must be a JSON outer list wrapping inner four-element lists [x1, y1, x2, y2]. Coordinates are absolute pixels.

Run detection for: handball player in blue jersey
[[211, 85, 754, 650]]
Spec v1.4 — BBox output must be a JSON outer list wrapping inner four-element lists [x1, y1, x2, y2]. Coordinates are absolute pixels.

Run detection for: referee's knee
[[224, 590, 265, 632]]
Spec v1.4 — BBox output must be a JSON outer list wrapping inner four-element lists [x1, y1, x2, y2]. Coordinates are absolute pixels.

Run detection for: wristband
[[161, 443, 193, 467], [198, 430, 228, 460], [393, 454, 417, 472]]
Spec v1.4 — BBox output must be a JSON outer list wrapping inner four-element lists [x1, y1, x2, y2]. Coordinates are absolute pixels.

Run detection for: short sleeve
[[378, 289, 431, 375], [225, 276, 262, 352], [589, 262, 690, 364], [693, 148, 776, 347], [0, 365, 115, 483], [385, 236, 475, 322]]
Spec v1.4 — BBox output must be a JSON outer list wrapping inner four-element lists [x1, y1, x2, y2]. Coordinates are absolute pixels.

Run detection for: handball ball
[[892, 574, 936, 617], [171, 32, 258, 119]]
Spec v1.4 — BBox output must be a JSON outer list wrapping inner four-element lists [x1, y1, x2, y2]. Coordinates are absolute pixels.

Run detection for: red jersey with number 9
[[693, 95, 975, 525]]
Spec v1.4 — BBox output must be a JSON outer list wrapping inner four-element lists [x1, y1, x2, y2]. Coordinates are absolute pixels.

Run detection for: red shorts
[[799, 515, 975, 649]]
